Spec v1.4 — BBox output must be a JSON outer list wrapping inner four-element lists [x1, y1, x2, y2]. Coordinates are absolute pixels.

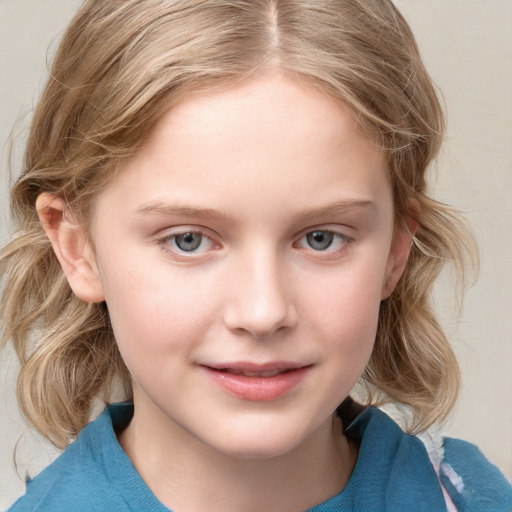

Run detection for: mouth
[[204, 361, 310, 376], [200, 362, 312, 401], [213, 368, 298, 377]]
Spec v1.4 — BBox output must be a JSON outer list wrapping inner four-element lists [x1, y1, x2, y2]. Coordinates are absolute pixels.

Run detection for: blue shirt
[[7, 403, 512, 512]]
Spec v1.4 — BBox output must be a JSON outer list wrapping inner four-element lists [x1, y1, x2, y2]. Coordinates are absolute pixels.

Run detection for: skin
[[37, 73, 414, 512]]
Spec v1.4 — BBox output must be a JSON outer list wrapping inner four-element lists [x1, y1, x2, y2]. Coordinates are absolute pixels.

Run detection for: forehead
[[91, 73, 391, 227]]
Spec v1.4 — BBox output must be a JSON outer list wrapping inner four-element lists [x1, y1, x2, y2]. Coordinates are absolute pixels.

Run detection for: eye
[[158, 230, 215, 254], [305, 230, 335, 250], [174, 232, 204, 252], [295, 229, 351, 252]]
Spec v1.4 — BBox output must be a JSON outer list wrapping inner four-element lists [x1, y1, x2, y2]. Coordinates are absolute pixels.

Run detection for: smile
[[200, 362, 312, 401], [220, 368, 292, 377]]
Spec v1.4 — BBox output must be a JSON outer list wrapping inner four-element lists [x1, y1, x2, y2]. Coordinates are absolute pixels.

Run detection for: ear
[[36, 192, 105, 303], [380, 200, 419, 300]]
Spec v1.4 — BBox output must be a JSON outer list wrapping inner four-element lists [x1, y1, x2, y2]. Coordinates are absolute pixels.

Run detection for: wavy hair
[[0, 0, 477, 447]]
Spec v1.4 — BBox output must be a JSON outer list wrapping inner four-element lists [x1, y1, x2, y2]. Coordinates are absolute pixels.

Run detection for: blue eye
[[296, 229, 351, 253], [173, 232, 203, 252], [158, 231, 215, 254], [305, 230, 335, 250]]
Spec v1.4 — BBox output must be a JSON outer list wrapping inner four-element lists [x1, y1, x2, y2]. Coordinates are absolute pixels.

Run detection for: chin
[[204, 425, 308, 461]]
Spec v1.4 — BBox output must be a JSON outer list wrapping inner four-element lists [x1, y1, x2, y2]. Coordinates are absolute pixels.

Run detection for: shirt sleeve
[[439, 437, 512, 512]]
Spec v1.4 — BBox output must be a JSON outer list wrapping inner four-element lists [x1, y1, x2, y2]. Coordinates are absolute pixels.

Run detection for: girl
[[1, 0, 511, 511]]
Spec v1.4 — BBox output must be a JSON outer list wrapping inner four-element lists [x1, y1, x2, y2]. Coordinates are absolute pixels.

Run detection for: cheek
[[306, 254, 385, 321], [304, 258, 385, 363], [323, 290, 380, 366], [298, 270, 382, 416], [99, 258, 219, 361]]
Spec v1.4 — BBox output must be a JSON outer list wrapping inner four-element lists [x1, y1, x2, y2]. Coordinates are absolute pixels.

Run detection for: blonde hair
[[1, 0, 477, 448]]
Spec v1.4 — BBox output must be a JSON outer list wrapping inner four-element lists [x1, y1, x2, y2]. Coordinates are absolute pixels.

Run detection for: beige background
[[1, 0, 511, 508]]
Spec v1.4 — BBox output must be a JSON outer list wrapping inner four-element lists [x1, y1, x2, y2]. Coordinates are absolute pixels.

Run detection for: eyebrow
[[133, 199, 374, 222], [299, 200, 375, 220], [133, 201, 231, 222]]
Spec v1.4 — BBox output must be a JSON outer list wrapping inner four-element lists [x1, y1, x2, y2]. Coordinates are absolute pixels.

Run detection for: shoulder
[[439, 437, 512, 512], [7, 438, 103, 512], [337, 406, 449, 511], [337, 403, 512, 512], [6, 404, 136, 512], [372, 402, 512, 512]]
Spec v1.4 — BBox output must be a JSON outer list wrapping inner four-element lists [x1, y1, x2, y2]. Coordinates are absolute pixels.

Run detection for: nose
[[222, 251, 297, 339]]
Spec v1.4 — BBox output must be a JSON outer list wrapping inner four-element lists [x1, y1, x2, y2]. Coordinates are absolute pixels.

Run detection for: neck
[[118, 400, 357, 512]]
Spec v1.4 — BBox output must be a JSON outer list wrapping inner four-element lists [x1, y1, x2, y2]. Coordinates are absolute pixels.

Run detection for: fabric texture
[[7, 403, 512, 512]]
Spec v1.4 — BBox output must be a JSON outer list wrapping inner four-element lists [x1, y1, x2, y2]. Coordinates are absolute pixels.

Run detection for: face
[[80, 74, 410, 459]]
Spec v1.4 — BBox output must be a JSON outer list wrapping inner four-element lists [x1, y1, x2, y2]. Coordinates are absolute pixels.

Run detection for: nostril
[[224, 303, 297, 339], [221, 260, 298, 337]]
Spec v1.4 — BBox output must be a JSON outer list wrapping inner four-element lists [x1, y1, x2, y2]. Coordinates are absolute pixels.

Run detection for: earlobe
[[36, 193, 105, 303], [381, 204, 419, 300]]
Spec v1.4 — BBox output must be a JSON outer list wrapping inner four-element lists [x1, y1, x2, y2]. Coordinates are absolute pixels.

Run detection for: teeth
[[223, 369, 285, 377]]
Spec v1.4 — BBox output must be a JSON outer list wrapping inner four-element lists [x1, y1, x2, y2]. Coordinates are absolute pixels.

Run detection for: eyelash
[[156, 229, 216, 256], [155, 228, 354, 258], [294, 230, 353, 254]]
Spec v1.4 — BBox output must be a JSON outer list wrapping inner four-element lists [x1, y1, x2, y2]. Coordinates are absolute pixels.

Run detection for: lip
[[200, 362, 311, 401]]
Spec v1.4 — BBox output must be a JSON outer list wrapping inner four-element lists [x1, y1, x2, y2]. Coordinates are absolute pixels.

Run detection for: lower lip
[[201, 366, 310, 401]]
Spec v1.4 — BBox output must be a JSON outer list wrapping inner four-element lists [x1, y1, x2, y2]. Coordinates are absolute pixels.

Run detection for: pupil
[[307, 231, 333, 250], [175, 232, 201, 251]]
